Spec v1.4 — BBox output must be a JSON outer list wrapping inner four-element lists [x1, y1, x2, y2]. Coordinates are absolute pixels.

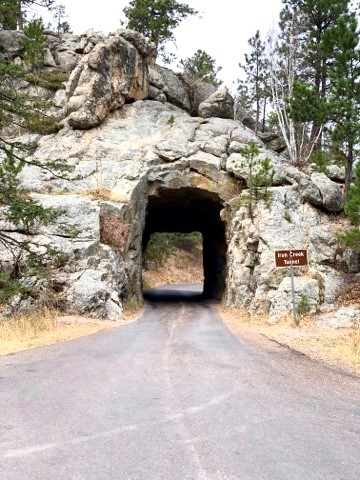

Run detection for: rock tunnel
[[142, 186, 227, 300]]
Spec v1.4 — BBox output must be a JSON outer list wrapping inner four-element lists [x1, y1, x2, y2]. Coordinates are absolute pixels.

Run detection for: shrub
[[296, 293, 311, 317]]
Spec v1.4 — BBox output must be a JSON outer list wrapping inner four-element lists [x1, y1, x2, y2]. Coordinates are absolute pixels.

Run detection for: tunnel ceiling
[[144, 187, 224, 235], [143, 187, 227, 300]]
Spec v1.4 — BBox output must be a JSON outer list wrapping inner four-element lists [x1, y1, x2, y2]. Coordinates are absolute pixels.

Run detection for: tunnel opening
[[142, 187, 227, 300], [143, 231, 204, 285]]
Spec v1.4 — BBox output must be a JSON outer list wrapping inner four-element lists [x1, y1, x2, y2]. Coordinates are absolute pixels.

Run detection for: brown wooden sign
[[275, 249, 308, 268]]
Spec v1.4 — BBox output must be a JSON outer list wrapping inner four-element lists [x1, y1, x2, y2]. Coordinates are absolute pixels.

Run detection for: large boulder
[[310, 172, 343, 212], [154, 66, 191, 111], [65, 32, 154, 129], [198, 89, 234, 119], [269, 277, 320, 320], [287, 170, 344, 213], [0, 30, 25, 60]]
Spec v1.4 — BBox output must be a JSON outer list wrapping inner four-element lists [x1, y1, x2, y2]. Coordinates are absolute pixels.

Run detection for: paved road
[[0, 284, 359, 480]]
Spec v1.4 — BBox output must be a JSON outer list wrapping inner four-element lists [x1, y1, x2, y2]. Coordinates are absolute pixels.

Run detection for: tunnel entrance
[[142, 187, 227, 300]]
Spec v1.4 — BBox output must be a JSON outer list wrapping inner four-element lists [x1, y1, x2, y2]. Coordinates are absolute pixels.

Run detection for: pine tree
[[0, 0, 55, 30], [123, 0, 198, 62], [287, 0, 351, 150], [338, 162, 360, 252], [241, 142, 274, 219], [238, 30, 269, 135], [21, 18, 46, 71], [0, 4, 73, 292], [324, 10, 360, 200], [179, 49, 222, 87], [51, 4, 72, 35]]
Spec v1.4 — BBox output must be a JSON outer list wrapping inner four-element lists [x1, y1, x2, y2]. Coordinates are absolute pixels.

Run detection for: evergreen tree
[[241, 142, 274, 219], [179, 49, 222, 87], [238, 30, 269, 135], [21, 17, 46, 71], [123, 0, 198, 62], [287, 0, 351, 150], [0, 4, 72, 290], [0, 0, 55, 30], [338, 162, 360, 252], [324, 10, 360, 200]]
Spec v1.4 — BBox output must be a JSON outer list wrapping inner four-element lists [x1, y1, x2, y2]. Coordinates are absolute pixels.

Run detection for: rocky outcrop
[[1, 29, 358, 325], [2, 28, 234, 127], [65, 30, 155, 129], [148, 66, 226, 117], [2, 98, 357, 322]]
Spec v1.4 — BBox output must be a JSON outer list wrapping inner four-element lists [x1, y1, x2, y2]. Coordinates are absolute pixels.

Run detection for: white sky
[[36, 0, 283, 90]]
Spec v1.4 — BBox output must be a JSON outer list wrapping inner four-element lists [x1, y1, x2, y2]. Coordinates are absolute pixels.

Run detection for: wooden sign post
[[274, 249, 308, 325]]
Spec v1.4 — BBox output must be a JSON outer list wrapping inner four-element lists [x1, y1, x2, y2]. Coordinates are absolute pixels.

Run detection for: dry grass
[[219, 306, 360, 374], [53, 188, 112, 200], [0, 309, 111, 356], [86, 187, 112, 200], [350, 321, 360, 361], [123, 296, 143, 319]]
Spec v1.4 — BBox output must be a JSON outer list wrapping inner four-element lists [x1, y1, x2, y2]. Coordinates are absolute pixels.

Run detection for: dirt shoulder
[[0, 309, 143, 356], [218, 306, 360, 376]]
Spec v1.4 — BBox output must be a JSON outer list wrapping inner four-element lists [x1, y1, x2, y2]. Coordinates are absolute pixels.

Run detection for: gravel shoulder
[[218, 305, 360, 377]]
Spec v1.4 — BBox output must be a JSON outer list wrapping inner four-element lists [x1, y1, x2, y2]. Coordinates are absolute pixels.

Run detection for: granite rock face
[[0, 30, 358, 323]]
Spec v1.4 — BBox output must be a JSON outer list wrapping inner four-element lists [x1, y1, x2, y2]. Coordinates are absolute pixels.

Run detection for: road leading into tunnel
[[0, 284, 359, 480]]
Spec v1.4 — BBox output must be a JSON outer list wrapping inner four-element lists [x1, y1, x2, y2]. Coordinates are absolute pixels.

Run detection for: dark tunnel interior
[[142, 187, 227, 300]]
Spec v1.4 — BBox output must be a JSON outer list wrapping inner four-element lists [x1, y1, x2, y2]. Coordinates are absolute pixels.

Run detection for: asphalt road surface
[[1, 284, 360, 480]]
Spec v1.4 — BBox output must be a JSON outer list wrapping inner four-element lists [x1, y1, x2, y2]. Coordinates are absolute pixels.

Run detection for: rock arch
[[143, 184, 227, 299]]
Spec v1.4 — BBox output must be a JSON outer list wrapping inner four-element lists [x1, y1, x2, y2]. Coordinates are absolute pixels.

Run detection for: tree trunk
[[344, 141, 354, 202], [262, 97, 267, 133], [16, 1, 23, 30]]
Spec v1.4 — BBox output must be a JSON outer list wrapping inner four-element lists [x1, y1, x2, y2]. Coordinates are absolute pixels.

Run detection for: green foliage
[[26, 69, 69, 91], [344, 162, 360, 225], [0, 45, 75, 306], [286, 0, 360, 193], [143, 232, 202, 267], [167, 114, 176, 125], [338, 162, 360, 252], [309, 150, 331, 176], [0, 0, 55, 30], [296, 293, 311, 317], [123, 0, 198, 58], [0, 272, 31, 303], [0, 0, 17, 29], [0, 149, 72, 303], [21, 18, 46, 71], [241, 142, 274, 218], [0, 150, 58, 232], [253, 156, 274, 205], [179, 49, 222, 87], [338, 228, 360, 253], [237, 30, 269, 133], [0, 56, 63, 135]]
